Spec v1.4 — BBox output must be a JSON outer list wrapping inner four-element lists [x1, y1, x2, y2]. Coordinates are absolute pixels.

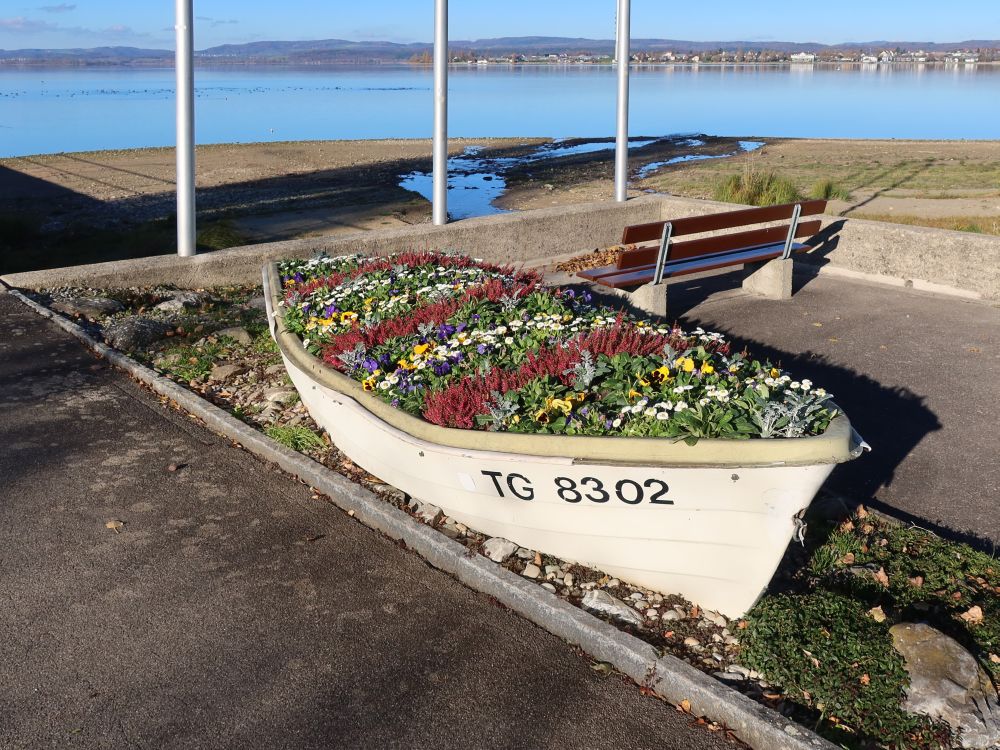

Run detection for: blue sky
[[1, 1, 997, 50]]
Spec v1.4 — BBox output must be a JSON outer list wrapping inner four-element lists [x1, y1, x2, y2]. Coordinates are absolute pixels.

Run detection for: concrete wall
[[647, 195, 1000, 301], [4, 193, 998, 301]]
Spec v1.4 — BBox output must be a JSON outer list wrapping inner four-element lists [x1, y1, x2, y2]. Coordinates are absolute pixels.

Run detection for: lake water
[[1, 64, 999, 158]]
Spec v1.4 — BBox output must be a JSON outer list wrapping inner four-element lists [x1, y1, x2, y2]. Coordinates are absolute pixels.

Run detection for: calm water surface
[[1, 64, 998, 157]]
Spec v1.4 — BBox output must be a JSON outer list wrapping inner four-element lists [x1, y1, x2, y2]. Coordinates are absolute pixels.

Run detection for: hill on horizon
[[2, 36, 997, 64]]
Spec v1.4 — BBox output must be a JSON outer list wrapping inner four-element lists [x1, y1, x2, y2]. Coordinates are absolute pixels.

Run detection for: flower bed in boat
[[278, 252, 837, 443]]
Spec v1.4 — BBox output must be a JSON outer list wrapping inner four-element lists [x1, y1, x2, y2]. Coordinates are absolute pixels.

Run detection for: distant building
[[790, 52, 816, 64], [879, 50, 896, 63]]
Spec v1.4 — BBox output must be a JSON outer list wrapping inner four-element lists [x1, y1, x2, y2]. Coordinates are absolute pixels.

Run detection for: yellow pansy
[[770, 367, 780, 378], [628, 389, 643, 399], [675, 357, 695, 373], [413, 343, 430, 356], [701, 363, 715, 375], [547, 397, 573, 416], [397, 359, 416, 371], [649, 365, 672, 385]]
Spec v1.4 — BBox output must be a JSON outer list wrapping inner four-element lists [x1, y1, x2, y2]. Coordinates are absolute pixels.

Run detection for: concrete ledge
[[6, 285, 837, 750], [2, 195, 666, 290], [4, 193, 995, 302]]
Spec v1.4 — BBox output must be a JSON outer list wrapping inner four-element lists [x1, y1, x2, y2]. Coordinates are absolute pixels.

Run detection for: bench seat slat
[[616, 219, 822, 271], [621, 199, 827, 245], [577, 264, 618, 281], [596, 242, 811, 289]]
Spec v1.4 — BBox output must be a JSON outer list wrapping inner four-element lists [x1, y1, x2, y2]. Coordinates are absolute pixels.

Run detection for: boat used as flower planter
[[264, 260, 867, 617]]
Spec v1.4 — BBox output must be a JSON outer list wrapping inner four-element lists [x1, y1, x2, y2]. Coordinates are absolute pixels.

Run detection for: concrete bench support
[[627, 281, 669, 318], [742, 257, 794, 300]]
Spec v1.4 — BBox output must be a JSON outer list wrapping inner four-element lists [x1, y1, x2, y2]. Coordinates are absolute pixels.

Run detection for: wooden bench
[[578, 200, 827, 315]]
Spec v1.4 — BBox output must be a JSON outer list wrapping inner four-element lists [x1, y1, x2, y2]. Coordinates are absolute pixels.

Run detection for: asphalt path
[[672, 272, 1000, 545], [0, 289, 738, 749]]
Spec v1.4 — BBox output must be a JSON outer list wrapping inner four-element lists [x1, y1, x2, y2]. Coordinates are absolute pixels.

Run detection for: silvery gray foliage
[[722, 352, 747, 370], [564, 350, 598, 391], [751, 390, 833, 438], [499, 288, 523, 313], [337, 342, 368, 374], [484, 390, 518, 431], [392, 264, 408, 275], [417, 322, 436, 338], [662, 342, 679, 362]]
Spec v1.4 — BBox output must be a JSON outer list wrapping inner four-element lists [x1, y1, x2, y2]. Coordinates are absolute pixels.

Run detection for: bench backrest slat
[[621, 199, 827, 245], [616, 219, 823, 271]]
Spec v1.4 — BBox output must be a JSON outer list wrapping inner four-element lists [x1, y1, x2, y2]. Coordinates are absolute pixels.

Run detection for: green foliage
[[742, 592, 945, 747], [156, 340, 228, 381], [264, 425, 326, 452], [811, 514, 999, 682], [713, 163, 801, 206], [743, 508, 1000, 748], [810, 179, 853, 202]]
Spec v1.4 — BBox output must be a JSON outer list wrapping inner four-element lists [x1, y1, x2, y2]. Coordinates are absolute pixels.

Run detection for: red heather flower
[[422, 321, 711, 429], [320, 279, 539, 370]]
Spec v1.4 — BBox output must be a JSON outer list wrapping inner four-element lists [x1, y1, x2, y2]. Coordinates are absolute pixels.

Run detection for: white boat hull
[[266, 265, 864, 617]]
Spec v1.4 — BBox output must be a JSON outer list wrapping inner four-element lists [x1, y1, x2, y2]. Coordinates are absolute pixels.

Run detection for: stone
[[742, 256, 794, 300], [439, 526, 462, 540], [248, 296, 268, 310], [626, 281, 668, 318], [563, 573, 575, 587], [683, 637, 702, 648], [541, 583, 557, 593], [103, 316, 173, 350], [515, 548, 535, 561], [412, 501, 442, 525], [209, 363, 247, 382], [645, 609, 658, 619], [482, 537, 518, 563], [713, 671, 747, 687], [890, 622, 1000, 748], [727, 664, 751, 679], [581, 590, 643, 627], [215, 326, 253, 346], [263, 388, 298, 404], [706, 611, 728, 628], [544, 565, 561, 576], [521, 563, 541, 579], [662, 609, 682, 622], [51, 296, 123, 319], [265, 364, 286, 376], [155, 291, 212, 313]]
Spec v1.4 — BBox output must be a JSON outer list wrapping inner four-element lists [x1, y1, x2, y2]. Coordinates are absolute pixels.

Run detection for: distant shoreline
[[2, 61, 999, 70]]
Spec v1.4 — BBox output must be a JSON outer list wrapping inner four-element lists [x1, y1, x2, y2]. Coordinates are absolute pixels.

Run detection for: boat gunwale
[[264, 262, 859, 468]]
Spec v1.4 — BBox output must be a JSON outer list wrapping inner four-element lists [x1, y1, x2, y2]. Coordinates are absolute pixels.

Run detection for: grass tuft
[[810, 179, 852, 202], [264, 425, 326, 452], [713, 156, 801, 206]]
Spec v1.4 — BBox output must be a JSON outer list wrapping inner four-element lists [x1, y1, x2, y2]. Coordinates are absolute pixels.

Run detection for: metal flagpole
[[614, 0, 631, 203], [432, 0, 448, 225], [175, 0, 196, 256]]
